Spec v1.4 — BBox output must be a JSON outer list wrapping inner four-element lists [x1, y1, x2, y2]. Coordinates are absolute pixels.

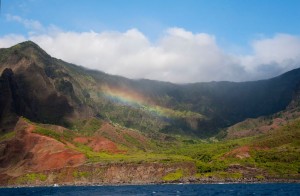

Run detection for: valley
[[0, 41, 299, 186]]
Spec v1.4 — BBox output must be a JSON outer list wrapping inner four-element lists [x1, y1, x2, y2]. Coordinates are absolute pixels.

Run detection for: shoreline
[[1, 178, 299, 188]]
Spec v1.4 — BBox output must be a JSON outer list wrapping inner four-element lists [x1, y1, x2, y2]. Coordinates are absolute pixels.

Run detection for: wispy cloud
[[6, 14, 44, 33], [0, 34, 26, 47], [1, 15, 300, 83]]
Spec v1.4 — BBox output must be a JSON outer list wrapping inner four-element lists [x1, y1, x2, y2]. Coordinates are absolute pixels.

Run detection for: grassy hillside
[[2, 116, 297, 183], [226, 85, 300, 139]]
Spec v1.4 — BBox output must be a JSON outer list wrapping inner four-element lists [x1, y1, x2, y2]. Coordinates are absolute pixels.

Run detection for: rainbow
[[101, 86, 148, 106], [100, 86, 169, 117], [99, 86, 203, 119]]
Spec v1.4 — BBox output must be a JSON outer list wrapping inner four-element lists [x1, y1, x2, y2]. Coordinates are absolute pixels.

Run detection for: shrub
[[16, 173, 47, 184], [162, 169, 183, 182], [255, 175, 265, 180], [73, 171, 90, 178]]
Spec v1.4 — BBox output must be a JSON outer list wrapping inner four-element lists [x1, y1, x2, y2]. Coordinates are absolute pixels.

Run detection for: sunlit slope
[[1, 116, 298, 186]]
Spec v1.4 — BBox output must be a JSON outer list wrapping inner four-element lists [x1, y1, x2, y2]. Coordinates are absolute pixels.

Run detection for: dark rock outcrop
[[0, 66, 74, 130], [0, 69, 20, 131]]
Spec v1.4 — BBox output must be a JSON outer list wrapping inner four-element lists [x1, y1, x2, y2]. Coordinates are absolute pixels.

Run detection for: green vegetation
[[123, 133, 143, 149], [76, 146, 193, 164], [73, 170, 90, 178], [255, 175, 265, 180], [196, 161, 227, 173], [155, 120, 300, 179], [33, 126, 62, 141], [0, 131, 16, 141], [3, 41, 300, 138], [0, 106, 293, 183], [33, 125, 75, 143], [24, 117, 299, 180], [16, 173, 47, 184], [2, 41, 300, 185], [253, 150, 299, 163], [162, 169, 183, 181], [199, 172, 243, 179], [71, 118, 102, 135]]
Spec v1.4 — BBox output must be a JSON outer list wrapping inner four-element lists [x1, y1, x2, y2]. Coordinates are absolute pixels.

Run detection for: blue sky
[[1, 0, 300, 83], [2, 0, 300, 45]]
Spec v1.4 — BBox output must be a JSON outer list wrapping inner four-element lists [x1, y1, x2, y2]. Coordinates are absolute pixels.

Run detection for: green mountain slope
[[1, 41, 300, 138], [0, 41, 299, 185], [226, 82, 300, 139]]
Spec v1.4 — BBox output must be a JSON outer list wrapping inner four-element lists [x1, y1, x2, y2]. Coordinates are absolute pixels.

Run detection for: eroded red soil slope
[[0, 119, 86, 177]]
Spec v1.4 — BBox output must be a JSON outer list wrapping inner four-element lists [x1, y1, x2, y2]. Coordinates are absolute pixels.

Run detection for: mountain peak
[[8, 41, 51, 60], [18, 40, 38, 47], [14, 40, 41, 50]]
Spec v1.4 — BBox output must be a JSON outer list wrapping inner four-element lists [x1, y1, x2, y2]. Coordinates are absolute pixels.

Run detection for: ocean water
[[0, 183, 299, 196]]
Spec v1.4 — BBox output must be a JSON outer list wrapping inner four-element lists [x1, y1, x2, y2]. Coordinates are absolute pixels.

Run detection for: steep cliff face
[[0, 69, 21, 131], [0, 67, 74, 128]]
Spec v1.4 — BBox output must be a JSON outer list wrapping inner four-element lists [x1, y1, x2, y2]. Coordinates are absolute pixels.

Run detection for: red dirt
[[0, 119, 86, 176], [98, 122, 127, 143], [97, 122, 149, 149], [224, 145, 269, 159], [74, 137, 90, 144], [227, 118, 287, 139], [26, 132, 86, 172], [74, 136, 126, 154], [224, 146, 251, 159], [27, 124, 35, 132]]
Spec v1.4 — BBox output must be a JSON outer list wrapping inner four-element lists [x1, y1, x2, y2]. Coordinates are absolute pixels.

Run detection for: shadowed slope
[[1, 41, 300, 137]]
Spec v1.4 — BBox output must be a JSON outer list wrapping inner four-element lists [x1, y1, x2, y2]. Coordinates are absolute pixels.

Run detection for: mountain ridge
[[1, 41, 300, 137], [0, 41, 299, 186]]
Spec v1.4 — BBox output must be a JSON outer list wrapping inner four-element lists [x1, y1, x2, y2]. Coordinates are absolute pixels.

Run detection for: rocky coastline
[[1, 161, 299, 188], [1, 178, 299, 189]]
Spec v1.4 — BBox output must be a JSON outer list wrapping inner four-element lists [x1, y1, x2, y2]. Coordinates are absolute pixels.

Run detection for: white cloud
[[1, 15, 300, 83], [6, 14, 45, 33], [241, 34, 300, 79], [28, 27, 246, 83], [0, 34, 26, 48]]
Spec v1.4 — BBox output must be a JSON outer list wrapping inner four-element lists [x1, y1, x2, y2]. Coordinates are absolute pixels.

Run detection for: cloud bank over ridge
[[1, 15, 300, 83]]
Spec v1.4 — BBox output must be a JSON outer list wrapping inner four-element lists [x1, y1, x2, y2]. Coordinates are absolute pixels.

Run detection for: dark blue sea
[[0, 183, 299, 196]]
